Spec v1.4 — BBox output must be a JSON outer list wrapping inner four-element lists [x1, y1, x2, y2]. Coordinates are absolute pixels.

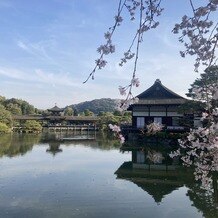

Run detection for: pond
[[0, 132, 217, 218]]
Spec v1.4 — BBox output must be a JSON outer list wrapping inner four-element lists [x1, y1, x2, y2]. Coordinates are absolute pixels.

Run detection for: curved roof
[[127, 79, 187, 109], [48, 105, 64, 112], [137, 79, 185, 100]]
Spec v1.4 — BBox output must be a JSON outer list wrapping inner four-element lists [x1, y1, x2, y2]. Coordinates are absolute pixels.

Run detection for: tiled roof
[[128, 79, 187, 109], [137, 79, 185, 100], [134, 98, 187, 105], [48, 105, 64, 112]]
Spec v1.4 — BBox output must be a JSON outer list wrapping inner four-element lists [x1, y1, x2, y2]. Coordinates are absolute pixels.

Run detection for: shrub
[[0, 105, 13, 127], [0, 122, 11, 133], [23, 120, 42, 133]]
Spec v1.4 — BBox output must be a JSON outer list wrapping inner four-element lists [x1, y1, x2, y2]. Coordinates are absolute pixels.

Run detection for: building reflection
[[46, 141, 62, 156], [115, 148, 218, 216]]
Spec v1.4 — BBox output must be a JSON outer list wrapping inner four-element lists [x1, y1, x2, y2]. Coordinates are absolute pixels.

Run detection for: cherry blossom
[[108, 124, 125, 144], [170, 83, 218, 190], [146, 122, 163, 135], [84, 0, 163, 106], [147, 150, 164, 164], [173, 0, 218, 72], [84, 0, 218, 188]]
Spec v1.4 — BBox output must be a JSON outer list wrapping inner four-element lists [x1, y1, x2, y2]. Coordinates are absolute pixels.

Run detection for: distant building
[[46, 104, 97, 127], [48, 104, 64, 116], [128, 79, 188, 131]]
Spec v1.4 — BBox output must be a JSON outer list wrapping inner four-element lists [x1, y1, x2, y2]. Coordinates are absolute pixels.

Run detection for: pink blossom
[[131, 78, 140, 87], [147, 150, 164, 163], [118, 86, 127, 96], [146, 122, 163, 135], [108, 124, 125, 144]]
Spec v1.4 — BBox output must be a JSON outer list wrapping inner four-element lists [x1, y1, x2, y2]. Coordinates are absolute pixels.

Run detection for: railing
[[44, 124, 97, 131], [166, 126, 185, 130]]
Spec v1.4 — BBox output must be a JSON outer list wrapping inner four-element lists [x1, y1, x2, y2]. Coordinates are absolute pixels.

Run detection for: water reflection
[[115, 148, 218, 217], [0, 133, 40, 157], [0, 132, 121, 158], [115, 161, 184, 203], [46, 141, 62, 156], [0, 133, 217, 218], [187, 183, 218, 218]]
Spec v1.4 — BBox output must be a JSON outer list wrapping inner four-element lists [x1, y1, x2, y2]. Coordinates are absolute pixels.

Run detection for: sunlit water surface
[[0, 132, 217, 218]]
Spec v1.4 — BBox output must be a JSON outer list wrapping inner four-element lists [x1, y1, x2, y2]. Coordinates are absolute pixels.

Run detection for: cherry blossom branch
[[120, 0, 144, 107], [118, 0, 163, 109], [83, 0, 127, 83], [170, 65, 218, 190], [84, 1, 163, 110], [108, 124, 125, 144], [83, 1, 218, 189], [173, 0, 218, 71]]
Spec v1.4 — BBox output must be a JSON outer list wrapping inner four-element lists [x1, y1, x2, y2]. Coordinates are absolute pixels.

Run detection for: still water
[[0, 132, 217, 218]]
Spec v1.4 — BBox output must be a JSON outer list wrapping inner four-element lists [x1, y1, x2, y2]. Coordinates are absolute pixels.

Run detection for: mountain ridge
[[68, 98, 121, 114]]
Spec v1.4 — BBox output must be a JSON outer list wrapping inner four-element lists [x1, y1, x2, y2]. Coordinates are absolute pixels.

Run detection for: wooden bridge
[[13, 115, 99, 131]]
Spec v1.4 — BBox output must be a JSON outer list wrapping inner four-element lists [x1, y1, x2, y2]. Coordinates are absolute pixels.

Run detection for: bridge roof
[[48, 105, 64, 112], [13, 115, 99, 122]]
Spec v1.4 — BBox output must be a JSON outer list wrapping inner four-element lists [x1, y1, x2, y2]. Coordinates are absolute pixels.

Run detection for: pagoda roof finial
[[155, 79, 161, 84], [48, 104, 64, 112]]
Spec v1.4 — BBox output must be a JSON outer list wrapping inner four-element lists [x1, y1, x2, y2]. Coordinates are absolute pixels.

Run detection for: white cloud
[[0, 66, 123, 108], [133, 53, 198, 98], [16, 39, 57, 65], [0, 67, 81, 87], [17, 40, 30, 51], [0, 67, 29, 80]]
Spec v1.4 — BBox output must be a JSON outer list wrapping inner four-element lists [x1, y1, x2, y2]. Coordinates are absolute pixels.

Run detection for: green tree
[[113, 110, 122, 116], [84, 109, 94, 116], [177, 101, 206, 128], [74, 108, 78, 116], [98, 111, 105, 116], [0, 122, 11, 133], [123, 111, 131, 117], [21, 102, 35, 114], [23, 120, 42, 133], [97, 112, 120, 130], [64, 107, 73, 116], [6, 103, 22, 115], [120, 113, 132, 124], [186, 66, 218, 104], [177, 100, 205, 116], [3, 98, 37, 115], [0, 105, 13, 127], [0, 96, 6, 104]]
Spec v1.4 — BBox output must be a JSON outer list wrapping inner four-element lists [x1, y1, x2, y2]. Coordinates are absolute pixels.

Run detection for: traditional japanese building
[[12, 104, 99, 131], [48, 104, 64, 116], [128, 79, 188, 131]]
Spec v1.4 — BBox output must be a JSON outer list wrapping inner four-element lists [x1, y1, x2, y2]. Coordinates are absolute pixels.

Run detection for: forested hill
[[71, 98, 120, 114], [0, 95, 41, 115], [0, 95, 121, 116]]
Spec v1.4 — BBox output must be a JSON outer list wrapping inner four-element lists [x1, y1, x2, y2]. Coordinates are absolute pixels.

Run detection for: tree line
[[0, 97, 42, 133], [0, 96, 132, 133]]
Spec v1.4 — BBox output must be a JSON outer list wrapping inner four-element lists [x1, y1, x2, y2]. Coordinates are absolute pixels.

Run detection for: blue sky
[[0, 0, 202, 109]]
